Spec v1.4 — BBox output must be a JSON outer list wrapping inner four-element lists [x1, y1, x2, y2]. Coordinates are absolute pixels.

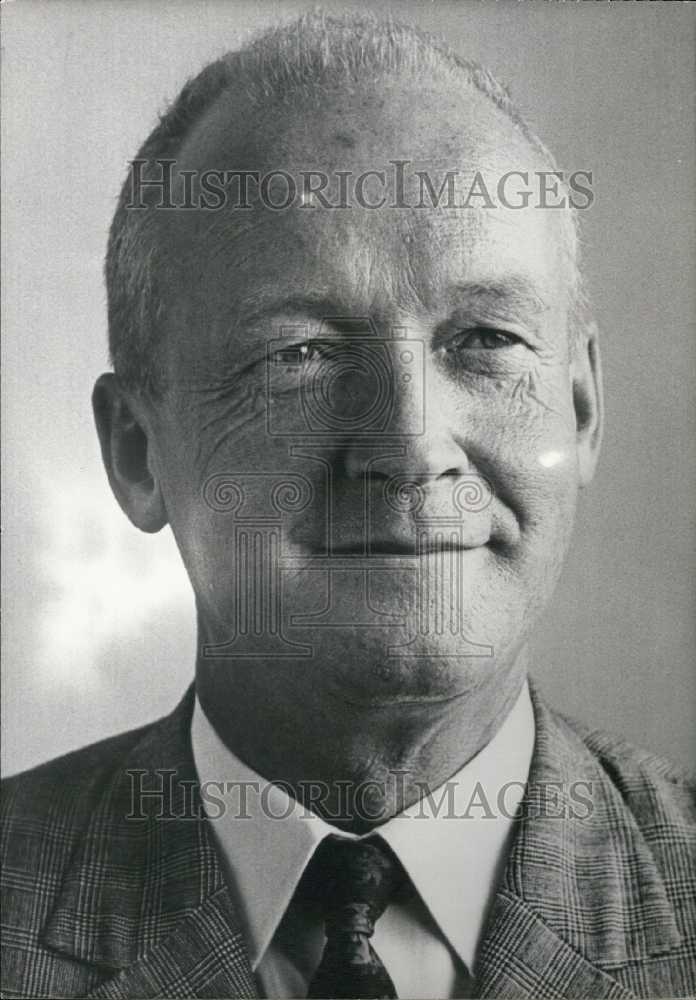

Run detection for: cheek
[[462, 365, 580, 533], [470, 382, 580, 628]]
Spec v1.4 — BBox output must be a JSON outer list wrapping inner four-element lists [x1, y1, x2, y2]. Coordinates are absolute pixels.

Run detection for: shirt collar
[[191, 681, 534, 973]]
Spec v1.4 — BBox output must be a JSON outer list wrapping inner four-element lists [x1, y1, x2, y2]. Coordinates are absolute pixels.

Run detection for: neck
[[196, 640, 528, 835]]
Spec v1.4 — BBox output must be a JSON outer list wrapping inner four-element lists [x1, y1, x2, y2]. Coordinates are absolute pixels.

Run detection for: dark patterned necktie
[[301, 834, 405, 999]]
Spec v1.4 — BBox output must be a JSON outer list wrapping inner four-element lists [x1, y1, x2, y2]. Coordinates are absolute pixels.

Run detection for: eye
[[270, 341, 327, 368], [453, 327, 521, 351]]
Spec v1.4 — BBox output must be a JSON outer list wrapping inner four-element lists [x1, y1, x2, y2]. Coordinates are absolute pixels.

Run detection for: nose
[[337, 339, 469, 483]]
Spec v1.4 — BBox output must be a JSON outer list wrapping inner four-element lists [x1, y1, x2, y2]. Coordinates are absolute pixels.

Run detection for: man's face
[[148, 79, 592, 706]]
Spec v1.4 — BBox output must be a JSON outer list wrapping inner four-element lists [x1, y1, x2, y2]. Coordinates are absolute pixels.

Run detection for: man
[[2, 11, 694, 999]]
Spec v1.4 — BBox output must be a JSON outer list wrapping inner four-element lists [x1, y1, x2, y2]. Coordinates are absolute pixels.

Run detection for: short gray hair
[[105, 10, 586, 395]]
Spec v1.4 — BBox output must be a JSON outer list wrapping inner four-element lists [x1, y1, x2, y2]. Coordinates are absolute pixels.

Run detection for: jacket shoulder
[[3, 721, 154, 819], [567, 714, 695, 808], [561, 712, 696, 864], [1, 721, 156, 910]]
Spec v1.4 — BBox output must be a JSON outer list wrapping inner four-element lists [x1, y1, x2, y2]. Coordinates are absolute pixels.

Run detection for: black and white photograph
[[2, 2, 695, 997]]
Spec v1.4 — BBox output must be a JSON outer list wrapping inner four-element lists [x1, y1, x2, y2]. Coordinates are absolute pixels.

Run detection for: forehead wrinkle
[[191, 209, 281, 265], [219, 216, 417, 328], [392, 237, 432, 320]]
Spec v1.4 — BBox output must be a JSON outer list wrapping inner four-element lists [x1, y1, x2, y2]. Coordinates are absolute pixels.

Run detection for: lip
[[328, 541, 487, 556]]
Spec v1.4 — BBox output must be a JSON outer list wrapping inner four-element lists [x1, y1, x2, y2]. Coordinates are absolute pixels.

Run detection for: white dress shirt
[[191, 682, 535, 999]]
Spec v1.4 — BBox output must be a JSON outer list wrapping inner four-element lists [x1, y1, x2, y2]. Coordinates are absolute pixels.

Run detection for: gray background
[[2, 0, 694, 775]]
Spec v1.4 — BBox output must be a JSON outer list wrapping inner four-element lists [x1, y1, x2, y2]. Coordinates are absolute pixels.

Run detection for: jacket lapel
[[475, 891, 635, 998], [41, 686, 258, 998], [83, 886, 256, 999], [473, 684, 682, 998]]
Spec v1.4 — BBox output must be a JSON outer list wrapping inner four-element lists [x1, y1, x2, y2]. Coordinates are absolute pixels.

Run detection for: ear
[[92, 373, 168, 533], [571, 323, 604, 487]]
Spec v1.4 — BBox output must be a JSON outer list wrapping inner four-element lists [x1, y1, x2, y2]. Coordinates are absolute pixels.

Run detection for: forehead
[[165, 77, 568, 339]]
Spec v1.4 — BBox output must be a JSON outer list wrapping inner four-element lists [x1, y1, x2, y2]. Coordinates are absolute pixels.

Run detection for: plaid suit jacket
[[2, 683, 695, 999]]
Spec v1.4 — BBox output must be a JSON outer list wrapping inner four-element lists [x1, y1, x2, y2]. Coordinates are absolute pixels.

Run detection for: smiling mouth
[[328, 540, 487, 556]]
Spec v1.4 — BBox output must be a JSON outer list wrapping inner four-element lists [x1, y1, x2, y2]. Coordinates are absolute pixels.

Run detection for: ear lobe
[[92, 373, 168, 533], [571, 324, 604, 487]]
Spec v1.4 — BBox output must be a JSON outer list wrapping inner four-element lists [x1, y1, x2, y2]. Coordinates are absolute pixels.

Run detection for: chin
[[306, 626, 506, 706]]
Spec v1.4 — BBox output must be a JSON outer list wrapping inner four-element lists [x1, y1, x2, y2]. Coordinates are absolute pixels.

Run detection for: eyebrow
[[234, 292, 345, 328], [448, 278, 549, 319]]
